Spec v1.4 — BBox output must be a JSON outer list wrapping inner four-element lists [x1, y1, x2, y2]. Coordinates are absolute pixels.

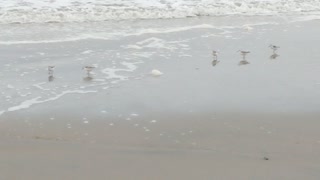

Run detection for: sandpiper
[[212, 50, 219, 66], [238, 50, 250, 65], [239, 50, 250, 59], [269, 44, 280, 53], [48, 66, 55, 76], [212, 50, 218, 58], [83, 66, 95, 76]]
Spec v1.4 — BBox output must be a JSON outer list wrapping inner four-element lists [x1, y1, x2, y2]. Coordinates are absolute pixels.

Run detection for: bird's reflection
[[48, 75, 54, 82], [83, 76, 93, 82], [212, 60, 219, 66], [270, 53, 279, 60], [239, 60, 250, 65]]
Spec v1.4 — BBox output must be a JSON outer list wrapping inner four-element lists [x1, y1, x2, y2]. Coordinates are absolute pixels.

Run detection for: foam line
[[6, 90, 97, 113]]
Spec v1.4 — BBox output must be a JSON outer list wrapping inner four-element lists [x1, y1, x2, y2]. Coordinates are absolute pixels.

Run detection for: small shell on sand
[[151, 69, 163, 76]]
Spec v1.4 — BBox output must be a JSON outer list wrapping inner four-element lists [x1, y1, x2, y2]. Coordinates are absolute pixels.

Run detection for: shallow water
[[0, 16, 319, 119]]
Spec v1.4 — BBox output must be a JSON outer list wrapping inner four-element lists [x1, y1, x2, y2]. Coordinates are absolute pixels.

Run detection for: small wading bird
[[212, 50, 219, 66], [48, 66, 55, 76], [269, 44, 280, 53], [238, 50, 250, 65], [82, 66, 95, 81], [83, 66, 95, 76], [269, 44, 280, 60], [48, 66, 55, 82]]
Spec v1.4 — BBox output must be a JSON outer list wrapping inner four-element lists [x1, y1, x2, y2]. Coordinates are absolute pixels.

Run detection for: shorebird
[[212, 50, 218, 59], [47, 66, 55, 82], [269, 44, 280, 53], [48, 66, 55, 76], [238, 50, 250, 60], [238, 50, 250, 65], [269, 44, 280, 59], [83, 66, 95, 76], [212, 50, 219, 66]]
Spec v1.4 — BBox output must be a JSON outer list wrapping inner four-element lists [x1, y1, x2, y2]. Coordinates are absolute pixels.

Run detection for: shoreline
[[0, 16, 320, 179]]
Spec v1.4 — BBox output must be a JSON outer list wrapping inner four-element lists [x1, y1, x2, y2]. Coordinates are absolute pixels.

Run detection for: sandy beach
[[1, 15, 320, 179], [1, 113, 320, 179]]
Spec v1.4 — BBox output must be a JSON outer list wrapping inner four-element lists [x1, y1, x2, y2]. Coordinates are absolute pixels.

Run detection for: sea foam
[[5, 90, 97, 113], [0, 0, 320, 24]]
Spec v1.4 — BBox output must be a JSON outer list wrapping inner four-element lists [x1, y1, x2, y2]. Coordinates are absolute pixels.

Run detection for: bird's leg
[[48, 70, 53, 76], [213, 55, 217, 61]]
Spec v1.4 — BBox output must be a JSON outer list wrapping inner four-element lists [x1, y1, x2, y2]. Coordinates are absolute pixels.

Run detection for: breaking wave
[[0, 0, 320, 24]]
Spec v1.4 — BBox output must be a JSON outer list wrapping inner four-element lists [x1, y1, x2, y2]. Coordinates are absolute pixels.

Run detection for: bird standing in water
[[48, 66, 55, 82], [269, 44, 280, 60], [48, 66, 55, 76], [269, 44, 280, 54], [83, 66, 95, 77], [212, 50, 219, 66], [238, 50, 250, 65]]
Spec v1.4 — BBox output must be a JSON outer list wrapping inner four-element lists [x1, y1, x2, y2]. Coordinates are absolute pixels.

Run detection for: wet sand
[[1, 17, 320, 179], [1, 113, 320, 180]]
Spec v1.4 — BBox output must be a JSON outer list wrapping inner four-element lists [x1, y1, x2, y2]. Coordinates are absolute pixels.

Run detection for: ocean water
[[0, 1, 320, 118], [0, 0, 320, 24], [1, 0, 320, 44]]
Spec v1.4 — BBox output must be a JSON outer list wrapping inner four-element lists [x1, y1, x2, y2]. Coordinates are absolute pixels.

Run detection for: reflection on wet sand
[[270, 53, 279, 60], [239, 60, 250, 65], [212, 60, 219, 66], [48, 75, 54, 82], [83, 76, 93, 82]]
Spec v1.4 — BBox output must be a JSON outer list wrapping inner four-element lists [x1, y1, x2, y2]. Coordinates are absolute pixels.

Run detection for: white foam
[[0, 0, 319, 24], [0, 24, 265, 45], [81, 50, 94, 54], [7, 90, 97, 112], [243, 25, 254, 31], [33, 82, 50, 91], [151, 69, 163, 76], [0, 35, 94, 45], [127, 37, 188, 50], [7, 97, 42, 112], [101, 61, 141, 80], [129, 24, 216, 36]]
